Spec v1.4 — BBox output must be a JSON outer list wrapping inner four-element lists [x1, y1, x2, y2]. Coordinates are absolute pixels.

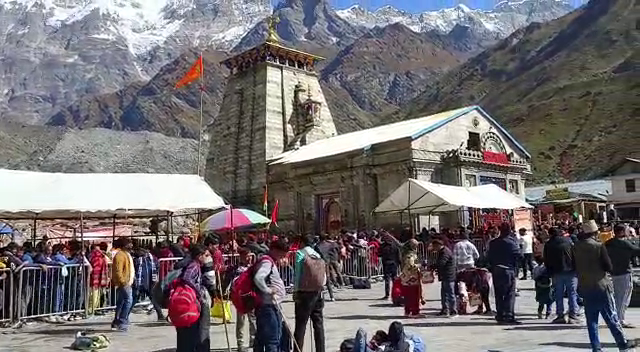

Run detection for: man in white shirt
[[518, 228, 535, 280], [453, 230, 480, 272]]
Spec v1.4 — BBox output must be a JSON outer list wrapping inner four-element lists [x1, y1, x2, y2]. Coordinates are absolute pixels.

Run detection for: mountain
[[388, 0, 639, 183], [0, 0, 271, 124], [321, 23, 473, 115], [0, 0, 576, 128], [335, 0, 574, 39], [47, 19, 481, 138]]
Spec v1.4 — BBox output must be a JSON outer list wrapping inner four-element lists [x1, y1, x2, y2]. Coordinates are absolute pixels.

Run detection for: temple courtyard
[[1, 280, 638, 352]]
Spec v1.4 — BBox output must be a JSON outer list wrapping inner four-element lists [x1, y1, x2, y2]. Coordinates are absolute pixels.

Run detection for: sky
[[321, 0, 586, 12]]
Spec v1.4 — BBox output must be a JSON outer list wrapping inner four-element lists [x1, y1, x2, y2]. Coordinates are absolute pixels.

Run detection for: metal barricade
[[158, 257, 182, 282], [0, 268, 13, 324], [15, 264, 89, 321]]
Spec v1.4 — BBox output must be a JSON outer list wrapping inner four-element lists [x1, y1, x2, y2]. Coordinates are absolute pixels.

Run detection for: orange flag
[[175, 55, 203, 89]]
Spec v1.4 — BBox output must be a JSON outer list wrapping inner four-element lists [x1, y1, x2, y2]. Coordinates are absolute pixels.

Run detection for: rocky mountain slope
[[321, 23, 474, 115], [388, 0, 639, 183], [0, 121, 199, 173]]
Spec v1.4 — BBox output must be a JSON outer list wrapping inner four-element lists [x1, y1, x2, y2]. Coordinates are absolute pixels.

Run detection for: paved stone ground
[[1, 280, 639, 352]]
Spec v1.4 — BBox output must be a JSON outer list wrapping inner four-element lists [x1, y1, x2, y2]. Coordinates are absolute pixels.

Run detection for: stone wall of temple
[[206, 61, 337, 209], [268, 139, 416, 233]]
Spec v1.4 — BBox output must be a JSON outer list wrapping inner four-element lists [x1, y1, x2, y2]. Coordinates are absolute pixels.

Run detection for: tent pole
[[80, 213, 85, 254], [408, 180, 413, 235], [112, 215, 116, 243], [32, 217, 37, 244], [166, 211, 171, 242]]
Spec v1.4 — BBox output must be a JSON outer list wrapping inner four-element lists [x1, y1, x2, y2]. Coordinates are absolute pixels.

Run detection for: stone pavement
[[1, 280, 639, 352]]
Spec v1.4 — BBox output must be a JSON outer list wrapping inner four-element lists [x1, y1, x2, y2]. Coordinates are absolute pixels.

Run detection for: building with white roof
[[205, 28, 533, 232]]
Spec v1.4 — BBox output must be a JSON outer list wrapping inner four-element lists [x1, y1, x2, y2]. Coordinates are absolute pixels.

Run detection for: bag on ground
[[230, 256, 274, 314], [298, 253, 326, 291], [168, 279, 200, 328], [352, 277, 371, 289], [211, 299, 232, 321], [70, 332, 110, 350]]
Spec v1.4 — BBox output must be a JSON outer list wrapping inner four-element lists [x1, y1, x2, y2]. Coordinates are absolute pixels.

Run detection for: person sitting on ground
[[350, 321, 424, 352]]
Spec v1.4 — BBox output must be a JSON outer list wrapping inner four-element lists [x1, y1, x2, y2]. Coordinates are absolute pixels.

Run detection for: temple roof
[[269, 105, 531, 165], [221, 41, 324, 71]]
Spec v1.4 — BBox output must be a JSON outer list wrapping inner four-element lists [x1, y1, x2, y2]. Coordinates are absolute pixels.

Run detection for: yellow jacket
[[112, 249, 133, 288]]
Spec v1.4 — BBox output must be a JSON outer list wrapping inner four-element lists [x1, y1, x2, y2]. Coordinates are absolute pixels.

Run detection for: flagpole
[[197, 52, 204, 177]]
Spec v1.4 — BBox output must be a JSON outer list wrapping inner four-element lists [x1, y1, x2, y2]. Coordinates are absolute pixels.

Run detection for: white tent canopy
[[0, 169, 227, 219], [374, 179, 532, 214]]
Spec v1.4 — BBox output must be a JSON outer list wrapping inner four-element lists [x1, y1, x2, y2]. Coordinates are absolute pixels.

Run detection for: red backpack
[[230, 256, 274, 315], [168, 279, 200, 327]]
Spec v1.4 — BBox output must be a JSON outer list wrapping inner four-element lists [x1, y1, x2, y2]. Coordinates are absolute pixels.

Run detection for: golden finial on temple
[[266, 14, 280, 43]]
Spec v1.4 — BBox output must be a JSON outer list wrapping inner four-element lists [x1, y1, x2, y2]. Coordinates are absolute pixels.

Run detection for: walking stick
[[216, 270, 232, 352], [276, 303, 302, 352]]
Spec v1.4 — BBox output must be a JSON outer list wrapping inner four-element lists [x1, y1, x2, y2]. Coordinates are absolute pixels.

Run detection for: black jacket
[[432, 247, 455, 282], [605, 237, 640, 276], [316, 240, 340, 262], [543, 236, 575, 276], [378, 242, 401, 266]]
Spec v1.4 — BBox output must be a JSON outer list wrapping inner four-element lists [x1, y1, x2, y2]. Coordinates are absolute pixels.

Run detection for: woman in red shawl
[[88, 244, 109, 315]]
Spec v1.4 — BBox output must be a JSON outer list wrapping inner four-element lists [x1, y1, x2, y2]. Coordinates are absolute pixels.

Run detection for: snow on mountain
[[0, 0, 271, 56], [336, 0, 574, 38]]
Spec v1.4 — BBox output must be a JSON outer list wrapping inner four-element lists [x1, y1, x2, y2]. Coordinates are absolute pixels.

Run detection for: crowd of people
[[1, 220, 639, 352]]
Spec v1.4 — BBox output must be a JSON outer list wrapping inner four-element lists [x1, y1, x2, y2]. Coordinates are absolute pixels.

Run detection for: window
[[625, 179, 636, 193], [509, 179, 520, 194], [465, 174, 477, 187], [467, 132, 481, 151]]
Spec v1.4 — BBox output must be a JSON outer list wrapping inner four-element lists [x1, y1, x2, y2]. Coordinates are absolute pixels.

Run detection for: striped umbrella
[[200, 208, 271, 232]]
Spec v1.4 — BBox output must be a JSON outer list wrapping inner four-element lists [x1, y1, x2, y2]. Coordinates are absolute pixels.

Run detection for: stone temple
[[205, 21, 532, 234]]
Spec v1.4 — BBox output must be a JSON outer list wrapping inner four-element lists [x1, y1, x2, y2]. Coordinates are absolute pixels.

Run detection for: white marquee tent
[[0, 169, 227, 219], [374, 179, 532, 214]]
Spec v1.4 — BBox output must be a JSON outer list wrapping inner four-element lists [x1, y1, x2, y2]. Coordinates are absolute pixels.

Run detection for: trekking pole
[[276, 303, 302, 352], [216, 270, 232, 352]]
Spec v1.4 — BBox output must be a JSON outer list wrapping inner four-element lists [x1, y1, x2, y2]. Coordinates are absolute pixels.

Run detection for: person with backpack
[[293, 235, 327, 352], [252, 239, 290, 352], [172, 244, 211, 352]]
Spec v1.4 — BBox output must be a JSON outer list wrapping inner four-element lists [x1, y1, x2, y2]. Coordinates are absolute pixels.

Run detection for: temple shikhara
[[205, 16, 532, 233]]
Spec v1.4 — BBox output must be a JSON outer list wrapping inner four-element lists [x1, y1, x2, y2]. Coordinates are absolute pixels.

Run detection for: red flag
[[271, 200, 279, 226], [175, 55, 203, 89]]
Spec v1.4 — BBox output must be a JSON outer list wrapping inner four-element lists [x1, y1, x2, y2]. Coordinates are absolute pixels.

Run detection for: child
[[399, 254, 424, 317], [532, 256, 553, 319], [224, 248, 256, 351]]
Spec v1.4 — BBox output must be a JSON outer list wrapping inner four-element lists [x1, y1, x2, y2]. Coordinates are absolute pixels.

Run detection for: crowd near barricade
[[0, 239, 493, 324]]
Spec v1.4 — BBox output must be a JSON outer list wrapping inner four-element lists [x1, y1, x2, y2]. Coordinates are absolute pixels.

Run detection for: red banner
[[483, 151, 509, 164]]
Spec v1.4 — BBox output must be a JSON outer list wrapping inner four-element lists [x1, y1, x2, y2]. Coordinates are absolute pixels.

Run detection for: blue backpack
[[408, 335, 425, 352]]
